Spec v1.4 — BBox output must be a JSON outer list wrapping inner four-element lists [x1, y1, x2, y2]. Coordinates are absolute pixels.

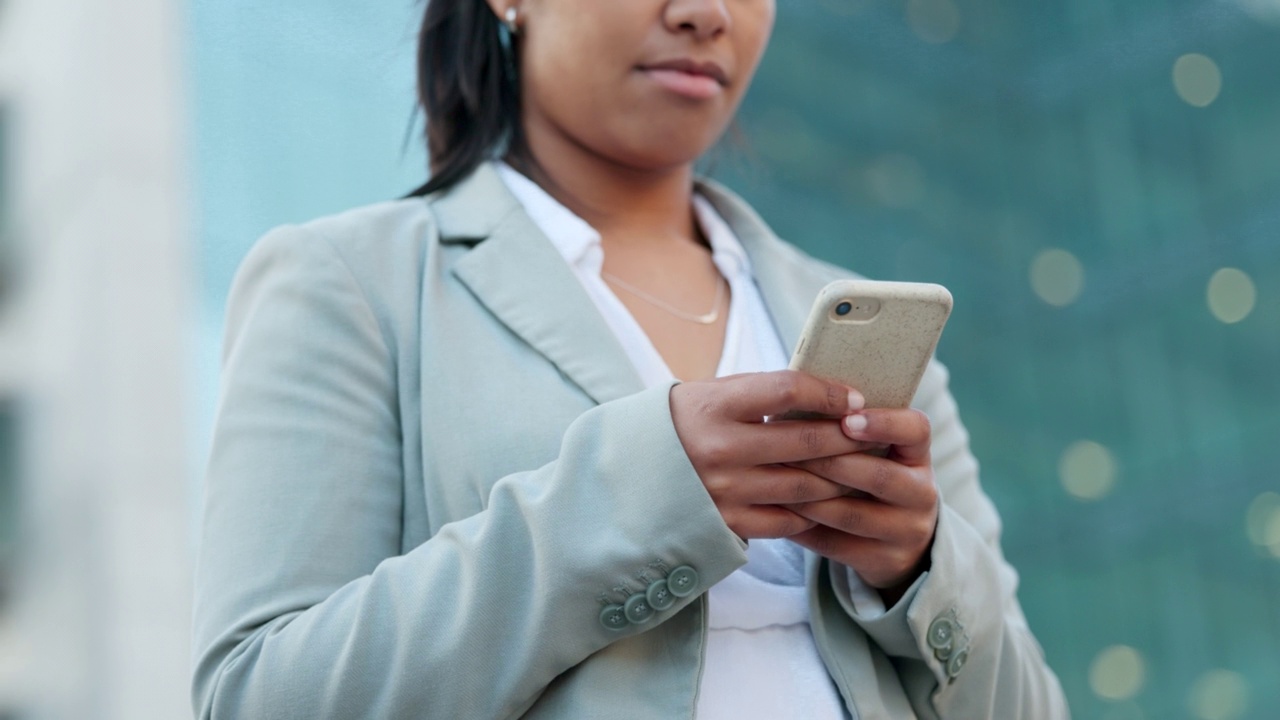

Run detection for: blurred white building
[[0, 0, 194, 718]]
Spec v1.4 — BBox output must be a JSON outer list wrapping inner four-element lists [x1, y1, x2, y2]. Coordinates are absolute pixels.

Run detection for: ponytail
[[408, 0, 524, 197]]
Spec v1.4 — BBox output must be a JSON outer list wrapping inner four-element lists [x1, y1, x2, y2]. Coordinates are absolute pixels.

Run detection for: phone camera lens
[[835, 301, 853, 316]]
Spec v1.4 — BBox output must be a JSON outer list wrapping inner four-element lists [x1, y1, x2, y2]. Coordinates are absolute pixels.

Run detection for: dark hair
[[407, 0, 525, 197]]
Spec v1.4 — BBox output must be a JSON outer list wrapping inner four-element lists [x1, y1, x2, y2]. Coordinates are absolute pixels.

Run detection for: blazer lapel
[[434, 164, 645, 405], [431, 165, 841, 404]]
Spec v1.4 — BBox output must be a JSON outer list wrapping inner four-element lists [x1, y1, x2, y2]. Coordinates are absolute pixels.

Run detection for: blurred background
[[0, 0, 1277, 718]]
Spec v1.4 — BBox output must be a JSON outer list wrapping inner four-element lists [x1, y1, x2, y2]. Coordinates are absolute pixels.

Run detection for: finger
[[842, 408, 932, 465], [785, 497, 910, 542], [726, 505, 816, 540], [781, 439, 886, 456], [721, 370, 863, 422], [735, 419, 867, 465], [788, 527, 915, 590], [788, 454, 934, 508], [750, 466, 852, 504], [705, 466, 851, 506], [788, 525, 877, 568], [788, 496, 938, 561]]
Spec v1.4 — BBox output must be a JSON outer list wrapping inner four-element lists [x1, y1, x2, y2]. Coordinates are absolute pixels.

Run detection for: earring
[[503, 6, 519, 35]]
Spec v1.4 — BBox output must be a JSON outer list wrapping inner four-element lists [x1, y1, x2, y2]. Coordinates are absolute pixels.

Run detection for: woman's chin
[[602, 127, 729, 173]]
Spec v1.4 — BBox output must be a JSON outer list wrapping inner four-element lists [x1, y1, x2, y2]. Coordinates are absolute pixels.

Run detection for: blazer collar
[[431, 163, 841, 404]]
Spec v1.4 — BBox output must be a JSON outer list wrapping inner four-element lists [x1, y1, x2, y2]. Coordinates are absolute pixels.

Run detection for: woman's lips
[[639, 60, 728, 100], [643, 68, 724, 99]]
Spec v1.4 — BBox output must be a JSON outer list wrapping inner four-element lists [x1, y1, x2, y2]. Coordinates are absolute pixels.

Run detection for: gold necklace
[[601, 271, 725, 325]]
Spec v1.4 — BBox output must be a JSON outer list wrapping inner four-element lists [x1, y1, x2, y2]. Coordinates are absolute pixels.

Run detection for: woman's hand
[[669, 371, 878, 540], [784, 408, 940, 603]]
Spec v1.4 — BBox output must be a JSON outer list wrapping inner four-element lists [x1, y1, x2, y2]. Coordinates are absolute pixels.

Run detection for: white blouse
[[496, 163, 872, 720]]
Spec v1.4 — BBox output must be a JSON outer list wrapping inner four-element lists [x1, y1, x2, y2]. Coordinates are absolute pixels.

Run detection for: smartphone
[[784, 279, 952, 416]]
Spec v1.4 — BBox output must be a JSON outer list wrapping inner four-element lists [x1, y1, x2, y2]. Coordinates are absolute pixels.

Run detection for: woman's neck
[[511, 126, 701, 249]]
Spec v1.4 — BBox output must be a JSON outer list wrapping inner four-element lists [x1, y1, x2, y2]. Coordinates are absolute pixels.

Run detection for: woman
[[192, 0, 1069, 717]]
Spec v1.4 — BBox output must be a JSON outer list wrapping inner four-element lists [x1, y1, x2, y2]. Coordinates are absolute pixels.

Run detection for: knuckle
[[695, 435, 734, 468], [918, 476, 940, 508], [675, 385, 720, 421], [774, 371, 803, 406], [898, 511, 935, 548], [703, 471, 733, 497], [838, 503, 865, 533], [696, 394, 721, 419], [882, 552, 911, 580], [788, 473, 815, 503], [814, 454, 837, 476], [921, 476, 942, 504], [826, 384, 843, 413], [780, 513, 814, 537], [871, 463, 893, 498], [914, 517, 937, 545], [798, 425, 822, 454], [705, 440, 737, 467]]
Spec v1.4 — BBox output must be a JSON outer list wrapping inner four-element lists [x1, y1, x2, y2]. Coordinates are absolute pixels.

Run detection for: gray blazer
[[192, 163, 1069, 719]]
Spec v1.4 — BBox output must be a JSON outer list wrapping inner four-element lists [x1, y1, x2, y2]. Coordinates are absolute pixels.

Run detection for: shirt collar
[[693, 194, 752, 281], [495, 161, 602, 270], [496, 161, 753, 280]]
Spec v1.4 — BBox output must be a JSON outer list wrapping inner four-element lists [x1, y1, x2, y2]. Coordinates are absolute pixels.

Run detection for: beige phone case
[[789, 280, 953, 410]]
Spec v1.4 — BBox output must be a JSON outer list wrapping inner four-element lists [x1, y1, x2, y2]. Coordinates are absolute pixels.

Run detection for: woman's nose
[[663, 0, 732, 40]]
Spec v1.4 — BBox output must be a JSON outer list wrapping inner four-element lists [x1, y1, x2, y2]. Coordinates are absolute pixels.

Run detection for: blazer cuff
[[901, 503, 1011, 684], [833, 504, 1009, 681], [831, 564, 924, 653], [574, 381, 750, 626]]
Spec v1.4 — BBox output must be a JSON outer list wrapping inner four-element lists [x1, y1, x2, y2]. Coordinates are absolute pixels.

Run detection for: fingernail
[[848, 390, 865, 411], [844, 413, 868, 435]]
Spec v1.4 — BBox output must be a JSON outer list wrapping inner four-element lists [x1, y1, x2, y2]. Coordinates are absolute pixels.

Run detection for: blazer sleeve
[[832, 361, 1071, 719], [191, 226, 748, 720]]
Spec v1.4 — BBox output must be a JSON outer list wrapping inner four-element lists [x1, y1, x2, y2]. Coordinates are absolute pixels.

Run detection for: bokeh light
[[1173, 54, 1223, 107], [1245, 492, 1280, 559], [1188, 669, 1249, 720], [1245, 492, 1280, 546], [1060, 440, 1118, 501], [907, 0, 961, 44], [1030, 248, 1085, 307], [1206, 267, 1256, 324], [1090, 645, 1147, 701]]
